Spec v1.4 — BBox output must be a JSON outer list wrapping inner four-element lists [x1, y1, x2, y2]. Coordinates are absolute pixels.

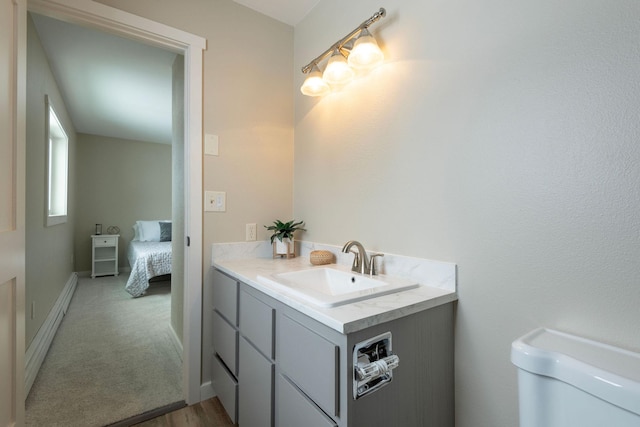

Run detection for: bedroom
[[23, 10, 185, 422]]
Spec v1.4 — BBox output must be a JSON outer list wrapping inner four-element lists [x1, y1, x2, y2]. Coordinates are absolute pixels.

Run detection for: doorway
[[27, 0, 205, 406]]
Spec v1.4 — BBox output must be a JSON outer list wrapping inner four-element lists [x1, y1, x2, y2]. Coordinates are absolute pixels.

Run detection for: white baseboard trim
[[25, 272, 78, 396], [200, 380, 216, 401], [169, 323, 183, 362], [78, 269, 130, 278]]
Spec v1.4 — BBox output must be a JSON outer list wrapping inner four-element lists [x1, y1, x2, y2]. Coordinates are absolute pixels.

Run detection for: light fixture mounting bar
[[301, 7, 387, 74]]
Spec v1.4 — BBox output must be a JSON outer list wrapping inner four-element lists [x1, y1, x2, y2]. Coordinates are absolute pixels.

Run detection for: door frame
[[2, 0, 27, 424], [27, 0, 206, 404]]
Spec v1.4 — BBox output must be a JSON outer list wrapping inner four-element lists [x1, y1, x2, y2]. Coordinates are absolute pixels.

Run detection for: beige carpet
[[26, 275, 182, 426]]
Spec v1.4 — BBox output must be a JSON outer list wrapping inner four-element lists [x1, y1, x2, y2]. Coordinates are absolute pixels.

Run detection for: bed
[[125, 220, 172, 297]]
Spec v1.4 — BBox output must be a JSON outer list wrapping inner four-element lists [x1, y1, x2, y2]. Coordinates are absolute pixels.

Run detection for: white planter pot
[[275, 238, 292, 255]]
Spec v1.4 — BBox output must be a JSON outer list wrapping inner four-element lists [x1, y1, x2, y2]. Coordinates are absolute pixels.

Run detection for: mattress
[[125, 241, 172, 297]]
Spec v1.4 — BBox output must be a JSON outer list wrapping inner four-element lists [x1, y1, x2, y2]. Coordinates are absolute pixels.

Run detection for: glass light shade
[[323, 50, 354, 86], [301, 65, 330, 96], [348, 29, 384, 70]]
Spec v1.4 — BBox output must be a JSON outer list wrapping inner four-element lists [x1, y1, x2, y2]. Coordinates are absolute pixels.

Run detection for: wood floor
[[133, 397, 235, 427]]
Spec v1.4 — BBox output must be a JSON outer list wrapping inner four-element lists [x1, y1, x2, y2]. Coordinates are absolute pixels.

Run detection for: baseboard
[[79, 268, 130, 278], [200, 380, 216, 401], [168, 323, 183, 362], [25, 272, 78, 396]]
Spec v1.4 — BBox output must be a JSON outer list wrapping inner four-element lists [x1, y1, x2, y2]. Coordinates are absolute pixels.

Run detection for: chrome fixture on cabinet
[[353, 332, 399, 399]]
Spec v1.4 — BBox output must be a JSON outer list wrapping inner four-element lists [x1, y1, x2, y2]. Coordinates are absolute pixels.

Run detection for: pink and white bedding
[[125, 240, 172, 297]]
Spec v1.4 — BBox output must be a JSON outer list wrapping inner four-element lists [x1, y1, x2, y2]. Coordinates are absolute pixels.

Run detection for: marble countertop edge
[[213, 256, 458, 334]]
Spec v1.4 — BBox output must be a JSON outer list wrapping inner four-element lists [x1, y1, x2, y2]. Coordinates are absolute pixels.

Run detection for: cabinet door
[[277, 374, 337, 427], [278, 314, 339, 417], [212, 310, 238, 375], [212, 269, 238, 325], [211, 354, 238, 423], [239, 289, 274, 359], [239, 337, 273, 427]]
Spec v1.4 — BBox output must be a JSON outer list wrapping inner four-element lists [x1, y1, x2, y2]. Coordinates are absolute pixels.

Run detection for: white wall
[[295, 1, 640, 425], [25, 14, 77, 346]]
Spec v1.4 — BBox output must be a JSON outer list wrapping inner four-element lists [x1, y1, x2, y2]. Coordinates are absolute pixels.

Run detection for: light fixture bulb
[[301, 64, 330, 96], [348, 28, 384, 70], [323, 49, 354, 86]]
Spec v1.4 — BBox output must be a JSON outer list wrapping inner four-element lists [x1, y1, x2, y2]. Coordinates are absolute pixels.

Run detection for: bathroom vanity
[[210, 255, 457, 427]]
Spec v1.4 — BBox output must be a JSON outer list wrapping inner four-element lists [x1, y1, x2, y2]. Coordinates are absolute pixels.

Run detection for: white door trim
[[2, 1, 27, 423], [27, 0, 205, 404]]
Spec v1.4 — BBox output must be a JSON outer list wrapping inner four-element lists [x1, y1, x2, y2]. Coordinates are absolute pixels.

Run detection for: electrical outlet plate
[[204, 191, 226, 212], [246, 223, 257, 241]]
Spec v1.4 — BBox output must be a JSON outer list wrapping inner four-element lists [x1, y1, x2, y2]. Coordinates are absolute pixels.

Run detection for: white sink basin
[[257, 265, 419, 308]]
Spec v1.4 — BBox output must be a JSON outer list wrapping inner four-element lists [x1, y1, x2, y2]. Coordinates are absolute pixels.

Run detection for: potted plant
[[265, 219, 306, 257]]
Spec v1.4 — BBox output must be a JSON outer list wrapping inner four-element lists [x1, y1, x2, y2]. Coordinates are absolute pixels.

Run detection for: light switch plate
[[204, 191, 226, 212], [204, 134, 219, 156]]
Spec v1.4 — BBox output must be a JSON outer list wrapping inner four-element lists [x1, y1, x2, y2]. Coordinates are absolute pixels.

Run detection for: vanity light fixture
[[322, 49, 354, 86], [348, 28, 384, 70], [300, 63, 330, 97], [300, 7, 386, 97]]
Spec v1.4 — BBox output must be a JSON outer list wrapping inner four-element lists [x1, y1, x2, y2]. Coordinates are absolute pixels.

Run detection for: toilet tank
[[511, 328, 640, 427]]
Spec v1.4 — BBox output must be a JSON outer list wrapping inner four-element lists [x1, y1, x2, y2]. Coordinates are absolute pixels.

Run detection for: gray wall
[[25, 14, 77, 346], [294, 1, 640, 426], [74, 133, 171, 273]]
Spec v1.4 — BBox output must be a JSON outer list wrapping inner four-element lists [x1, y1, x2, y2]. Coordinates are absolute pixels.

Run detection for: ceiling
[[31, 1, 318, 145], [233, 0, 319, 27], [32, 13, 177, 144]]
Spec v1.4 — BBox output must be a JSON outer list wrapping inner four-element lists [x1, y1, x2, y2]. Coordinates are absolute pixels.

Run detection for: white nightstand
[[91, 234, 119, 278]]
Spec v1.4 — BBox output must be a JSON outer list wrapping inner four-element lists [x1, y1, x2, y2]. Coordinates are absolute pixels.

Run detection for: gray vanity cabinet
[[211, 267, 455, 427]]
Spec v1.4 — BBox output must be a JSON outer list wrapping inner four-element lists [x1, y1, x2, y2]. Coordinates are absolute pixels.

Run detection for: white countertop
[[213, 256, 458, 334]]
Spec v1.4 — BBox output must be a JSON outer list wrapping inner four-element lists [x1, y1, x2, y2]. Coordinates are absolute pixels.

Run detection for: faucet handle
[[369, 253, 384, 275], [348, 248, 360, 271]]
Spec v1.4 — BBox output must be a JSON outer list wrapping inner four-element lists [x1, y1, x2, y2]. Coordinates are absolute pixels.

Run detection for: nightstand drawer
[[94, 236, 117, 247]]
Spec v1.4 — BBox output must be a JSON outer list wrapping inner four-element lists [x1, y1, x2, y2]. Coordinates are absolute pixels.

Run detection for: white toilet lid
[[511, 328, 640, 416]]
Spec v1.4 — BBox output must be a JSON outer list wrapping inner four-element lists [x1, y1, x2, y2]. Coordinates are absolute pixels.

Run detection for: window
[[45, 95, 68, 226]]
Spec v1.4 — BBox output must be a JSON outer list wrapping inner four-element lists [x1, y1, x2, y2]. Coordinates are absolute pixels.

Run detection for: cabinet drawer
[[240, 289, 275, 359], [277, 374, 337, 427], [212, 354, 238, 423], [212, 269, 238, 325], [94, 236, 117, 247], [278, 315, 339, 417], [212, 310, 238, 375], [239, 337, 274, 427]]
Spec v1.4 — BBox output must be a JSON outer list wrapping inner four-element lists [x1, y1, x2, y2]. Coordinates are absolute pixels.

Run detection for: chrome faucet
[[342, 240, 369, 274], [342, 240, 384, 275]]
